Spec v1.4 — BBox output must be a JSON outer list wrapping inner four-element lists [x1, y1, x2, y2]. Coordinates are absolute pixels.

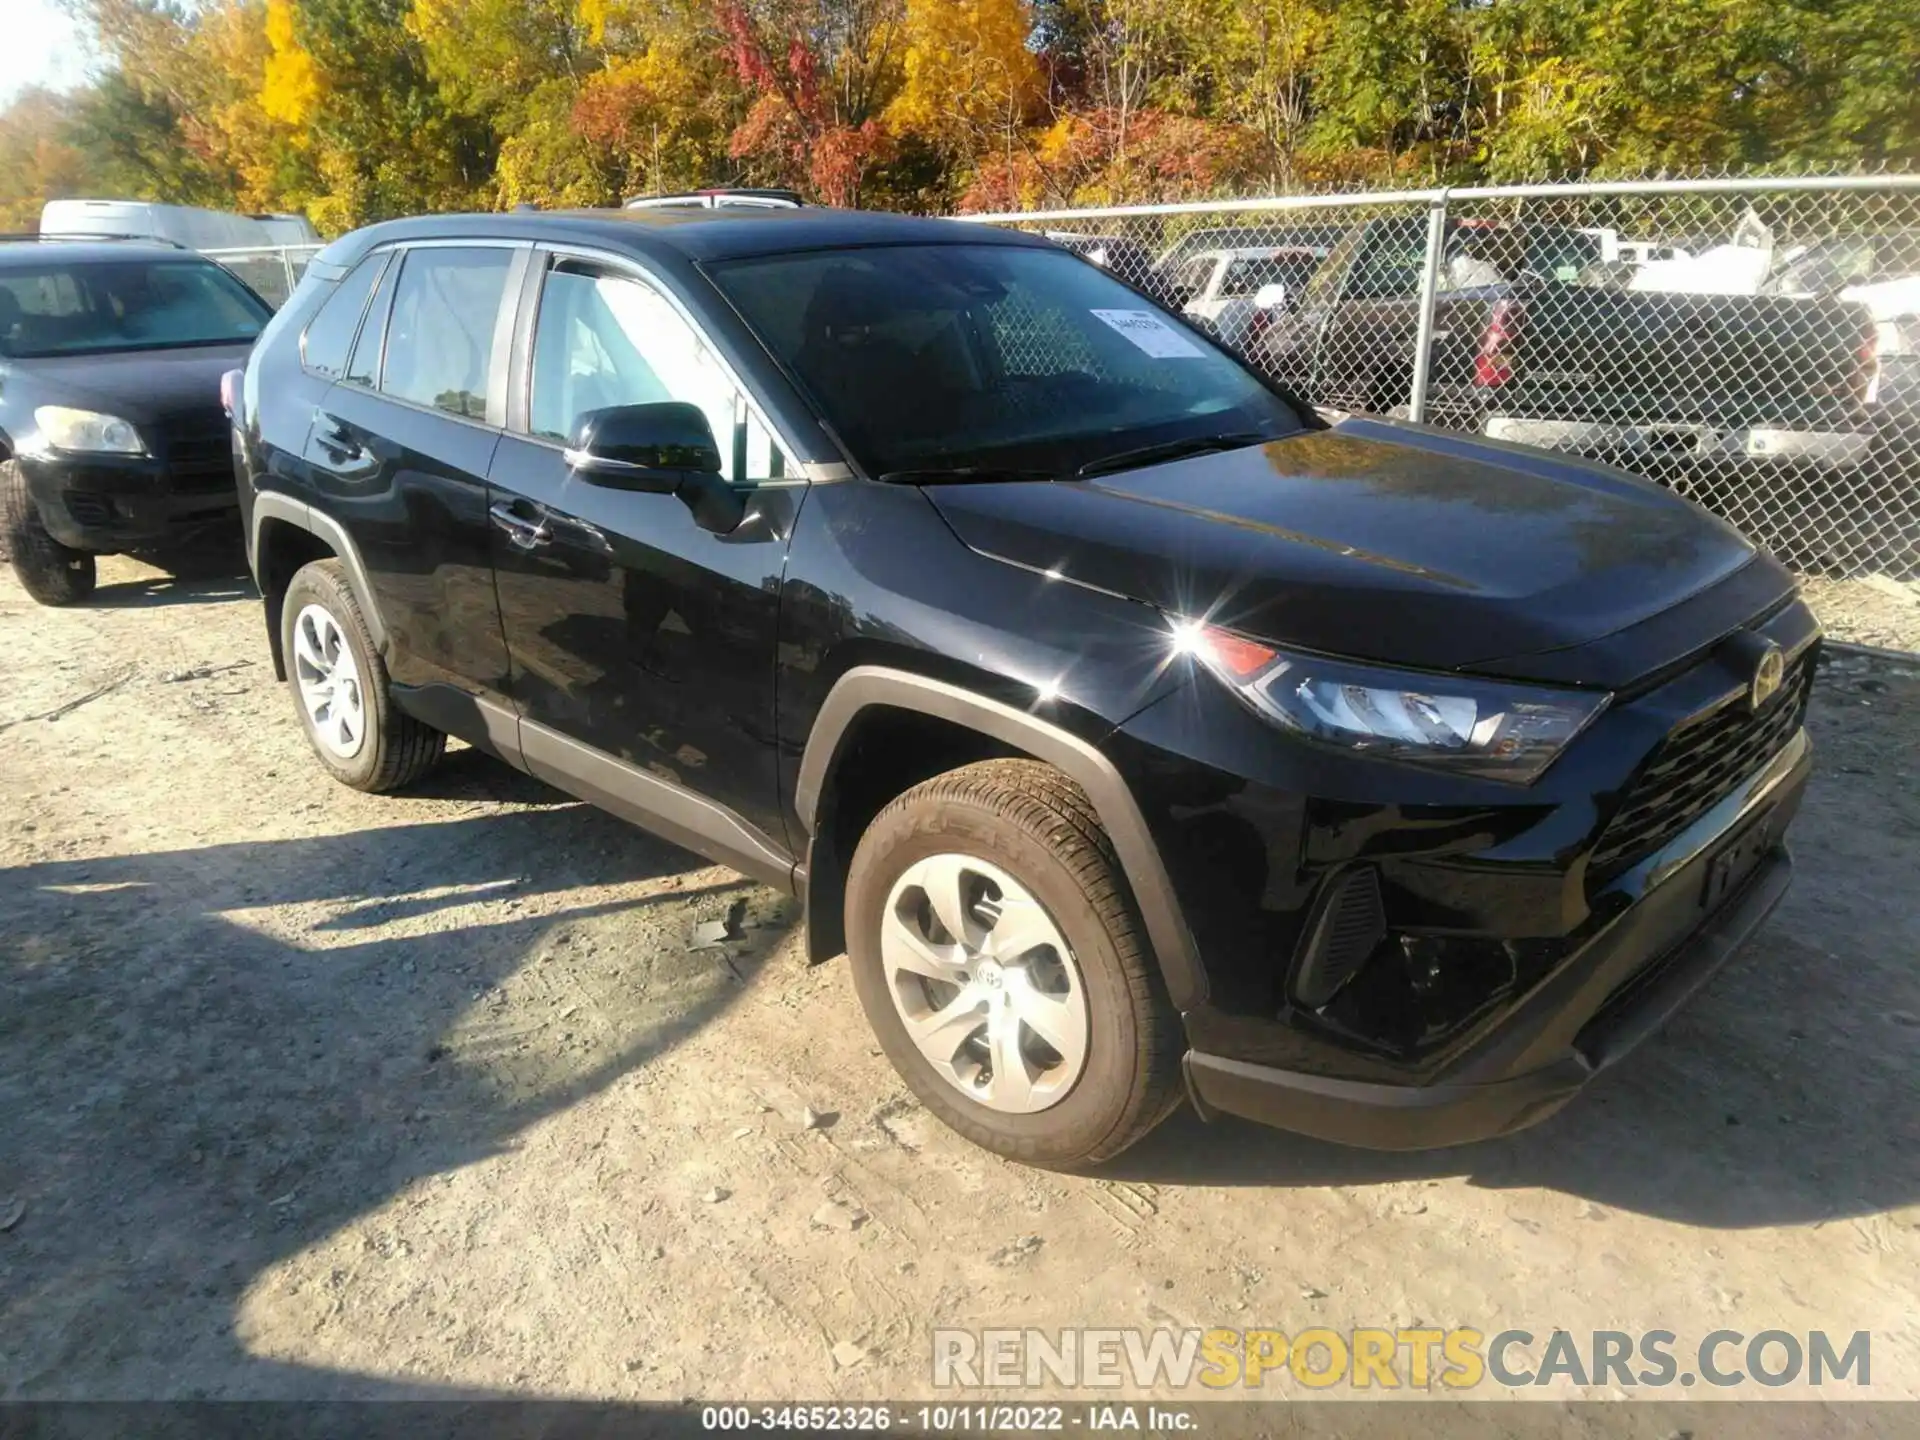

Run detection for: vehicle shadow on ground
[[1107, 907, 1920, 1227], [0, 786, 794, 1398], [86, 571, 258, 608], [81, 536, 256, 609]]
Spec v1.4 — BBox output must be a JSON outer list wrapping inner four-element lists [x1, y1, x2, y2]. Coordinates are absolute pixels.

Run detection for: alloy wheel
[[880, 853, 1090, 1114], [291, 602, 367, 760]]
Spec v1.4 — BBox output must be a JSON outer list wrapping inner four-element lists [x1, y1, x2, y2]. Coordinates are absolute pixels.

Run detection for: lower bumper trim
[[1184, 843, 1795, 1151]]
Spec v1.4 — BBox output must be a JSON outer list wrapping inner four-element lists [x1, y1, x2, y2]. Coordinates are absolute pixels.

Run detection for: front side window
[[302, 254, 385, 379], [381, 247, 512, 420], [710, 243, 1302, 478], [529, 266, 781, 482], [0, 259, 269, 359]]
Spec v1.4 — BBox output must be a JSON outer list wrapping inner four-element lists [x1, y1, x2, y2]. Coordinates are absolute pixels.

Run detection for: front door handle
[[489, 500, 551, 550]]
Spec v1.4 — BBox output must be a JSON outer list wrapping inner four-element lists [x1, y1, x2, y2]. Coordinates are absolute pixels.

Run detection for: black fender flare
[[795, 665, 1207, 1012], [250, 490, 389, 653]]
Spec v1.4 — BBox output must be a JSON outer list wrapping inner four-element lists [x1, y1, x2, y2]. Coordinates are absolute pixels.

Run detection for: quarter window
[[344, 253, 399, 388], [529, 265, 784, 482], [381, 247, 512, 420], [300, 254, 383, 379]]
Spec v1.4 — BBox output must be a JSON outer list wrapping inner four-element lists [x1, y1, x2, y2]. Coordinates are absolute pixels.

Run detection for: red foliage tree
[[714, 0, 899, 205]]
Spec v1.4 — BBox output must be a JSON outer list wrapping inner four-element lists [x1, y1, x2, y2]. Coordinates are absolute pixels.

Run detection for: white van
[[39, 200, 318, 252]]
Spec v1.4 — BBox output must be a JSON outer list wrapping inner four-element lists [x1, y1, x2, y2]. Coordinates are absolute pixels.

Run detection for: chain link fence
[[958, 178, 1920, 610], [202, 243, 324, 309]]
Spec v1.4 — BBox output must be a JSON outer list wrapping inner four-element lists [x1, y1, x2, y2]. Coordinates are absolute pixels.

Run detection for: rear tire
[[281, 558, 444, 792], [845, 759, 1185, 1169], [2, 459, 96, 606]]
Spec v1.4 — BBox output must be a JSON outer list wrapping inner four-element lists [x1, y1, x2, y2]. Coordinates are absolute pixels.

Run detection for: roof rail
[[0, 231, 192, 248], [622, 187, 804, 210]]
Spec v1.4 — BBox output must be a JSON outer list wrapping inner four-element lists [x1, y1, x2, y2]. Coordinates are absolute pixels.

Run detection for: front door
[[487, 254, 803, 876]]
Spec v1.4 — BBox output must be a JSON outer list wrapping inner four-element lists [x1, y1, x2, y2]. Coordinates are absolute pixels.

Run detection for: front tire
[[845, 759, 1185, 1168], [2, 459, 96, 606], [280, 558, 444, 792]]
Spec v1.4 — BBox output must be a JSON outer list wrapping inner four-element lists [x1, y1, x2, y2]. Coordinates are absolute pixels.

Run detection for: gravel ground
[[1800, 575, 1920, 654], [2, 551, 1917, 1408]]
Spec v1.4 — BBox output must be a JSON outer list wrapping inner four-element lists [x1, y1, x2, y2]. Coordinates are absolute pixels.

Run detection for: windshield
[[709, 244, 1302, 478], [1766, 238, 1882, 296], [0, 259, 270, 359]]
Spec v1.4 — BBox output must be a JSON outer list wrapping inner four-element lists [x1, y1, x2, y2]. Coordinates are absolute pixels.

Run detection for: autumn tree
[[2, 0, 1913, 235], [716, 0, 909, 204]]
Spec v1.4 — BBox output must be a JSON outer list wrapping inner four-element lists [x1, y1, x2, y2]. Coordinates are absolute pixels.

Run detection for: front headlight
[[1173, 618, 1609, 784], [34, 406, 147, 455]]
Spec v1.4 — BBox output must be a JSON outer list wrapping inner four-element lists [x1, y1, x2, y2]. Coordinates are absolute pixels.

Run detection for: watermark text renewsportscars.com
[[932, 1327, 1872, 1392]]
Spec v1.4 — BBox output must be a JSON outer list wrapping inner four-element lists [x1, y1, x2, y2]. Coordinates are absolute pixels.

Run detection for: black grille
[[63, 493, 112, 527], [1589, 652, 1813, 878], [1294, 867, 1386, 1007], [156, 411, 236, 492]]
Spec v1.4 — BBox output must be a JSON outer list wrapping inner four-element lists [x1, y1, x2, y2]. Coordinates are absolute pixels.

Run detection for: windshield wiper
[[1075, 431, 1271, 480], [877, 467, 1059, 485]]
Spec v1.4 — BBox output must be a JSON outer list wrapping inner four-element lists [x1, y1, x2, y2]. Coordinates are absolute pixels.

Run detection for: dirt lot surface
[[1800, 575, 1920, 654], [2, 553, 1918, 1407]]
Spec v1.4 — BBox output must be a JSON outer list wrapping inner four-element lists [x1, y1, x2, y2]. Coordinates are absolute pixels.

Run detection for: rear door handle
[[489, 500, 551, 550], [312, 410, 366, 464]]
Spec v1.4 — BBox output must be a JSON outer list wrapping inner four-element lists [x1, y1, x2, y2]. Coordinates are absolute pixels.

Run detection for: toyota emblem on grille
[[1750, 640, 1785, 712]]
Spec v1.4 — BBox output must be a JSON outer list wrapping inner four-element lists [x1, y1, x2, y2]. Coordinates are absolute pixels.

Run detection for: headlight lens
[[1174, 618, 1609, 784], [34, 406, 146, 455]]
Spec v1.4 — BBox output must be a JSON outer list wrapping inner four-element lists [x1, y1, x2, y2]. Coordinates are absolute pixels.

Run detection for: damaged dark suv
[[230, 207, 1816, 1168]]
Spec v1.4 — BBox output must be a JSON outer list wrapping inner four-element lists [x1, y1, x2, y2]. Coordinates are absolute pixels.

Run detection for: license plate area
[[1702, 808, 1777, 911]]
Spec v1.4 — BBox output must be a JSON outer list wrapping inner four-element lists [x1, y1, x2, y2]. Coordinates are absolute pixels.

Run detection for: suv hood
[[925, 418, 1783, 689], [13, 344, 253, 424]]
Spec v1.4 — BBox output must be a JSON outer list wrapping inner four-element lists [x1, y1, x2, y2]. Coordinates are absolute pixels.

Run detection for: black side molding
[[521, 720, 798, 894], [795, 666, 1208, 1011], [391, 685, 798, 895]]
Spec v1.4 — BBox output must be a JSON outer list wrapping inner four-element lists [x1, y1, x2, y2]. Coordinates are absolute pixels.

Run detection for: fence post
[[1407, 190, 1449, 424], [280, 248, 297, 303]]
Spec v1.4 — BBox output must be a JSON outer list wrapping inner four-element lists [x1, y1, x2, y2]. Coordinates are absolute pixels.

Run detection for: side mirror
[[566, 402, 722, 484], [1253, 282, 1291, 311], [564, 401, 744, 533]]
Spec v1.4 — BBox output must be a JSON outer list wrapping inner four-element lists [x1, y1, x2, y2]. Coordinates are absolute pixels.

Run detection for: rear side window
[[301, 255, 384, 379], [381, 248, 512, 420]]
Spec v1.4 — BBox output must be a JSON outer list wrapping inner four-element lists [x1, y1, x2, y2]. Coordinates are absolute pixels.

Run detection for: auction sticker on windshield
[[1091, 309, 1206, 358]]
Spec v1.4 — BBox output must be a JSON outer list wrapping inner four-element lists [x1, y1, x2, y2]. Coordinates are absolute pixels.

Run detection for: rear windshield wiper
[[877, 467, 1059, 485], [1075, 431, 1271, 480]]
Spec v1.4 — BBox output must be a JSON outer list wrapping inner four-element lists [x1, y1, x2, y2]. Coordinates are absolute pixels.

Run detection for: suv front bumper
[[21, 453, 239, 552], [1183, 730, 1809, 1150]]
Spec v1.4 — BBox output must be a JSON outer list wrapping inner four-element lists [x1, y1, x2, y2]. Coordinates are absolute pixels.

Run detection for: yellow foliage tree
[[886, 0, 1039, 151], [261, 0, 325, 126]]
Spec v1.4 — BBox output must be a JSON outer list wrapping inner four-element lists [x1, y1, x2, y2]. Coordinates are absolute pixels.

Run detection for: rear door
[[302, 242, 527, 701], [485, 250, 803, 875]]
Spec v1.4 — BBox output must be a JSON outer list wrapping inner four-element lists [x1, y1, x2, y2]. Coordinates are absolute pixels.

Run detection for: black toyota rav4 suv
[[230, 207, 1817, 1168], [0, 241, 272, 604]]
